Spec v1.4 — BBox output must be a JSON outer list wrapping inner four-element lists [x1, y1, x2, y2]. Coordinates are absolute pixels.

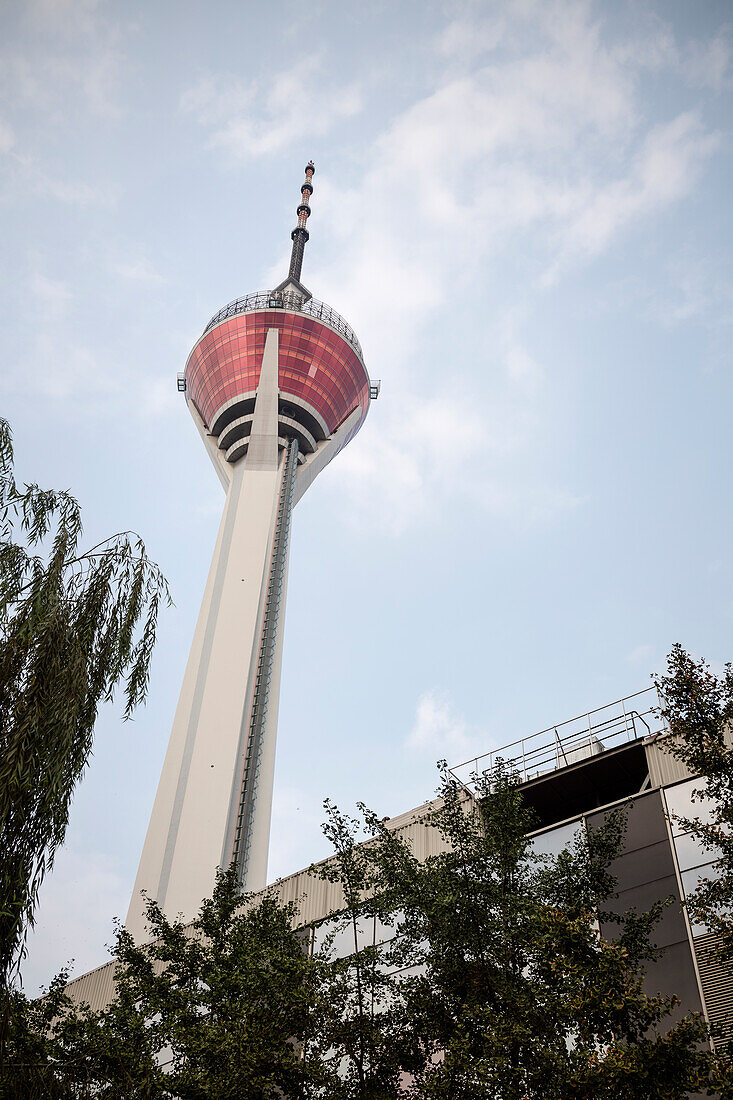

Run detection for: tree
[[655, 643, 733, 1070], [359, 763, 715, 1099], [110, 869, 334, 1099], [3, 761, 722, 1098], [0, 415, 170, 989], [3, 970, 164, 1100], [4, 870, 333, 1100], [656, 644, 733, 956], [313, 801, 425, 1097]]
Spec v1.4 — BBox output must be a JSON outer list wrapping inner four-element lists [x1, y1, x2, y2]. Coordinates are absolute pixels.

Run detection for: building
[[450, 686, 729, 1041], [68, 684, 729, 1049], [126, 163, 378, 943]]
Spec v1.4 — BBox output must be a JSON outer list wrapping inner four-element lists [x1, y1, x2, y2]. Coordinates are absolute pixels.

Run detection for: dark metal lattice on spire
[[288, 161, 315, 283]]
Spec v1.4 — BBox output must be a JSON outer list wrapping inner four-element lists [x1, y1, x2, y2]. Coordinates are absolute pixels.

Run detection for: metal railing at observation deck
[[449, 686, 668, 792], [203, 292, 364, 361]]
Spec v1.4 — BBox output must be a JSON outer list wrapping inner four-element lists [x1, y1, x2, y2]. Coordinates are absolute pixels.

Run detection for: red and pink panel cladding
[[185, 310, 370, 439]]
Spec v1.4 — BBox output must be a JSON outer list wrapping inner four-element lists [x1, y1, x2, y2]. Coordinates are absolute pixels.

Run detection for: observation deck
[[183, 291, 373, 468], [203, 291, 364, 359]]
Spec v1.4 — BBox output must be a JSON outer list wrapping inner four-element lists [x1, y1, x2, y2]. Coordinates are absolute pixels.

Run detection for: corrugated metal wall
[[645, 736, 694, 788], [65, 960, 118, 1012], [693, 932, 733, 1050]]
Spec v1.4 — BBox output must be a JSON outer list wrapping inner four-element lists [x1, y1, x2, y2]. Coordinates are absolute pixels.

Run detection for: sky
[[1, 0, 731, 993]]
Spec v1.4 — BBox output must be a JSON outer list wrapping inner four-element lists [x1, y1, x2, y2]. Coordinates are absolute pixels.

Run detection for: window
[[312, 914, 374, 959], [665, 779, 726, 936], [530, 819, 582, 858], [664, 779, 717, 836], [673, 829, 721, 873]]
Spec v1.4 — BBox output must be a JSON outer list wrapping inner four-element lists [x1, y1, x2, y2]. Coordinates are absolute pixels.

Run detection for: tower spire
[[288, 161, 314, 284]]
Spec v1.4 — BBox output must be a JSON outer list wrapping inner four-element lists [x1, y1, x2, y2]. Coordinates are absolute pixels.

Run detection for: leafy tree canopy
[[7, 645, 733, 1098], [0, 416, 170, 989], [354, 763, 714, 1099], [657, 644, 733, 955], [6, 871, 336, 1100]]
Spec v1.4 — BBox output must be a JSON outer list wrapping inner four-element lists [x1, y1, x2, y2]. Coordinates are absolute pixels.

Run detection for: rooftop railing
[[449, 686, 667, 791], [203, 291, 364, 361]]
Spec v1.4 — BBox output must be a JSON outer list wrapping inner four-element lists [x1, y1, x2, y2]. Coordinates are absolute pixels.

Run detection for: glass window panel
[[311, 916, 338, 955], [156, 1044, 174, 1070], [682, 863, 728, 937], [681, 862, 721, 898], [313, 915, 374, 959], [665, 779, 716, 836], [386, 932, 429, 967], [674, 830, 721, 872], [375, 910, 404, 945], [392, 962, 428, 982], [530, 819, 582, 858]]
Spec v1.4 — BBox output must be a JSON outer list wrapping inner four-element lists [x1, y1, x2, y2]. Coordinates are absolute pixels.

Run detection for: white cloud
[[627, 643, 655, 666], [547, 111, 720, 278], [33, 166, 109, 205], [326, 23, 718, 295], [21, 847, 126, 995], [617, 18, 732, 92], [593, 247, 733, 335], [0, 117, 15, 153], [0, 0, 125, 214], [1, 331, 120, 402], [406, 689, 486, 763], [26, 0, 102, 23], [323, 331, 580, 537], [38, 175, 106, 204], [181, 58, 363, 159], [137, 374, 180, 420], [1, 11, 124, 120], [653, 255, 733, 329], [113, 257, 165, 284], [682, 31, 732, 91], [435, 10, 506, 62], [1, 149, 111, 206], [29, 271, 73, 318]]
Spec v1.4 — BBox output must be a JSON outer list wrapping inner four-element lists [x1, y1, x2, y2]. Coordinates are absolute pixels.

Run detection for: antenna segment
[[288, 160, 315, 283]]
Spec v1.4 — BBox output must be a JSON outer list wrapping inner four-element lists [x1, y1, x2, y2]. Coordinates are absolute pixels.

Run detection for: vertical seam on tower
[[230, 436, 299, 880]]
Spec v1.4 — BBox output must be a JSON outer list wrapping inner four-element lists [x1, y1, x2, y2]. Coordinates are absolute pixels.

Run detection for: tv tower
[[127, 164, 377, 940]]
